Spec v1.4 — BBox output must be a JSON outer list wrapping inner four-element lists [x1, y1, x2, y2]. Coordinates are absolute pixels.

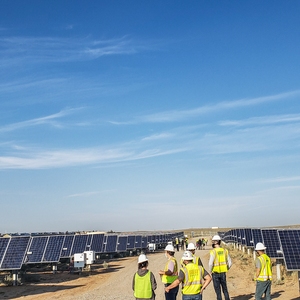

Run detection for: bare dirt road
[[0, 241, 299, 299]]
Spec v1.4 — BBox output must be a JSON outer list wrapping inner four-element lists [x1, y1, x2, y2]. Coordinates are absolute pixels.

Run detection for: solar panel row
[[0, 231, 183, 271], [221, 228, 300, 271]]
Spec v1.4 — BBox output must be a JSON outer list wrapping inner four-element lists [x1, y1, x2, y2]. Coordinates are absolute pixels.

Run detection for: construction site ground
[[0, 238, 299, 300]]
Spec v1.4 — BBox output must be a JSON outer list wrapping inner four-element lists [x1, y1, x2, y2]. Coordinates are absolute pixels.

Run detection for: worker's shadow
[[231, 293, 254, 300], [231, 290, 294, 300]]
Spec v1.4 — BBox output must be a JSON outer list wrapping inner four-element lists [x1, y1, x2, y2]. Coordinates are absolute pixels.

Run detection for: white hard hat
[[212, 235, 221, 241], [182, 251, 194, 261], [138, 254, 148, 264], [164, 244, 175, 252], [187, 243, 196, 250], [255, 242, 266, 251]]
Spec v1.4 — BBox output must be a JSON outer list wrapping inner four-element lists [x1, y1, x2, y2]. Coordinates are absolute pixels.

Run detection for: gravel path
[[75, 246, 214, 300]]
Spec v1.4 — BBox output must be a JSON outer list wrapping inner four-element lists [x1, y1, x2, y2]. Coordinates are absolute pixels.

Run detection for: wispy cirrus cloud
[[0, 144, 186, 170], [219, 113, 300, 127], [67, 191, 99, 198], [195, 122, 300, 155], [0, 35, 157, 65], [0, 108, 82, 133], [111, 90, 300, 124], [262, 176, 300, 183], [141, 133, 174, 141]]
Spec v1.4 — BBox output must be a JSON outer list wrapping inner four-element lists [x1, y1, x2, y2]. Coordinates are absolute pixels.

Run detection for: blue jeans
[[182, 293, 202, 300], [212, 272, 230, 300], [255, 280, 271, 300], [165, 284, 179, 300]]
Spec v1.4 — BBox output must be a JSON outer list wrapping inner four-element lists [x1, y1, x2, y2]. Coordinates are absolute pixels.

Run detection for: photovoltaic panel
[[127, 236, 135, 250], [278, 230, 300, 271], [244, 229, 254, 247], [158, 235, 163, 244], [89, 234, 104, 253], [222, 231, 231, 243], [71, 235, 88, 255], [141, 236, 148, 249], [236, 229, 243, 245], [166, 234, 172, 243], [135, 235, 142, 248], [251, 229, 263, 247], [43, 235, 65, 262], [231, 229, 237, 243], [148, 235, 155, 244], [261, 229, 283, 259], [104, 235, 117, 253], [1, 236, 30, 270], [60, 235, 75, 258], [230, 229, 236, 243], [157, 234, 162, 244], [85, 234, 93, 251], [240, 229, 246, 246], [101, 235, 108, 252], [0, 238, 10, 265], [25, 236, 48, 263], [117, 236, 128, 252]]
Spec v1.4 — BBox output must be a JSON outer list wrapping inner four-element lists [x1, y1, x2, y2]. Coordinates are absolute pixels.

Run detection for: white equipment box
[[84, 251, 95, 264], [74, 253, 86, 268]]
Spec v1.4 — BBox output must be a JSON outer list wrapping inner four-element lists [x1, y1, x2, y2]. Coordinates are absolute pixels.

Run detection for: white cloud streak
[[0, 35, 155, 66], [0, 108, 81, 133], [112, 90, 300, 124], [219, 113, 300, 127], [0, 145, 186, 170], [262, 176, 300, 183]]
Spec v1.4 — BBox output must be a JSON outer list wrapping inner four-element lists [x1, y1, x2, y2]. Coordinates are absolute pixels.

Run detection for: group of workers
[[132, 235, 272, 300]]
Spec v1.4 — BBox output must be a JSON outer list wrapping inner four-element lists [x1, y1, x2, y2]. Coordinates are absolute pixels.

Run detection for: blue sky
[[1, 1, 300, 233]]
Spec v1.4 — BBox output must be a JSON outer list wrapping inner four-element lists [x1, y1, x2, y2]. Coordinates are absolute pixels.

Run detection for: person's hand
[[165, 287, 170, 293]]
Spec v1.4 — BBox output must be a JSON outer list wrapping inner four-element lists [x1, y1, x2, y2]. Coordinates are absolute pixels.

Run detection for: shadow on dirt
[[231, 290, 287, 300], [0, 258, 129, 299]]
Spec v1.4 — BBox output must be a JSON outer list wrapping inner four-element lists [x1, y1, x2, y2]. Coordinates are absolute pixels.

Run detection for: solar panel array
[[0, 231, 183, 271], [221, 228, 300, 271]]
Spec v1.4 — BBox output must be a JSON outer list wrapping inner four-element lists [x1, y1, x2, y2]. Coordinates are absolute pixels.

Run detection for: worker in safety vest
[[175, 237, 180, 251], [159, 244, 179, 300], [165, 251, 211, 300], [180, 242, 203, 268], [208, 235, 232, 300], [133, 254, 157, 300], [254, 242, 272, 300]]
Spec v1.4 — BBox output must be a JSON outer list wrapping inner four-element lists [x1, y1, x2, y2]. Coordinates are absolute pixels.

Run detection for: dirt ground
[[0, 239, 299, 300]]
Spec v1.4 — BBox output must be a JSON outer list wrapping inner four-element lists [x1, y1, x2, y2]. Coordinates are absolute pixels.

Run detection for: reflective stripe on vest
[[257, 254, 272, 281], [211, 248, 228, 273], [134, 271, 152, 298], [181, 263, 203, 295], [162, 256, 178, 283]]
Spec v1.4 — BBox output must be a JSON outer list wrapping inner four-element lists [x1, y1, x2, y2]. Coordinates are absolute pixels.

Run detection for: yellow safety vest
[[257, 254, 272, 281], [194, 256, 203, 266], [134, 271, 152, 299], [181, 263, 203, 295], [162, 256, 178, 284], [211, 248, 228, 273]]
